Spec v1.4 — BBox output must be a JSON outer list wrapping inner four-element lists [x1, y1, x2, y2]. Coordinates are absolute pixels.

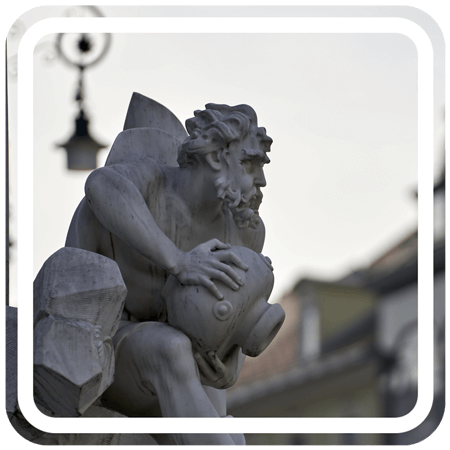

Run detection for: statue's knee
[[157, 329, 193, 361], [147, 328, 200, 387], [123, 324, 196, 390]]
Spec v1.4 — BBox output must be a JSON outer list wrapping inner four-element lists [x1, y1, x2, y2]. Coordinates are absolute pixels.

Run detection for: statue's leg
[[202, 386, 246, 445], [102, 321, 237, 445]]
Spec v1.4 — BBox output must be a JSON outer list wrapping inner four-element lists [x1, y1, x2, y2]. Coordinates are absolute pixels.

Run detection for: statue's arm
[[85, 158, 182, 274], [85, 158, 247, 298]]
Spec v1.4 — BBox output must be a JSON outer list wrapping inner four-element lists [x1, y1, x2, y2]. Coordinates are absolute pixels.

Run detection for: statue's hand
[[194, 348, 242, 389], [172, 239, 248, 300]]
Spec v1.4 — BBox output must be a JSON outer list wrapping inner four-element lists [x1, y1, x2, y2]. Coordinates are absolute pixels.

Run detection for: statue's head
[[178, 104, 272, 230]]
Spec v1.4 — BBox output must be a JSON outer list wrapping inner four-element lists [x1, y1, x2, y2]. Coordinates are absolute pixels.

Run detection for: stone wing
[[105, 92, 188, 167], [105, 128, 182, 167]]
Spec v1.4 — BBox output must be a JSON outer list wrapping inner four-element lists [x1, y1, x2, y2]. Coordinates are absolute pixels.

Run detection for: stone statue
[[61, 94, 284, 445]]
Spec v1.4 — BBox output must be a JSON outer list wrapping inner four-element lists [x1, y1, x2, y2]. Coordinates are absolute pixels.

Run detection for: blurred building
[[227, 176, 445, 446]]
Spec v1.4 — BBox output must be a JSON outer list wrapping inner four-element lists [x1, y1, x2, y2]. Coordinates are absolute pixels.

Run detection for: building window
[[300, 294, 321, 361]]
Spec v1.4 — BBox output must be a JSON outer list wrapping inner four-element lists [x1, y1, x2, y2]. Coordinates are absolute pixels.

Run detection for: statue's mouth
[[235, 190, 263, 213], [230, 192, 262, 230]]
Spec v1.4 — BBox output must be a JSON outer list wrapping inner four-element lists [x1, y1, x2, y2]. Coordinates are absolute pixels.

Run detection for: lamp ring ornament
[[55, 32, 112, 70]]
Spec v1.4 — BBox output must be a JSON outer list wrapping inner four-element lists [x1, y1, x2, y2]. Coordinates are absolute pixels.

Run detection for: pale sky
[[6, 5, 445, 306]]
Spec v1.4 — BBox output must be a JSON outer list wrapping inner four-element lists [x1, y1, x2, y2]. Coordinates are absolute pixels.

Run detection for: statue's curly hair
[[177, 103, 272, 167]]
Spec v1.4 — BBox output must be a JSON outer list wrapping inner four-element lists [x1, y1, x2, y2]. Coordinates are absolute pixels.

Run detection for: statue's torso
[[68, 167, 265, 321]]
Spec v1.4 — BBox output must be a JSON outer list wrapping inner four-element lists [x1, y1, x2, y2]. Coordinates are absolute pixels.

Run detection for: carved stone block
[[33, 247, 127, 416]]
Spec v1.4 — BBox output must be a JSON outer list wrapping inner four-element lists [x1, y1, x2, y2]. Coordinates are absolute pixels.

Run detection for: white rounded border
[[17, 16, 434, 434]]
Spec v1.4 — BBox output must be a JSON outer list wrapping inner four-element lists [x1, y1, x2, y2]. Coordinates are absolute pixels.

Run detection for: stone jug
[[161, 246, 285, 360]]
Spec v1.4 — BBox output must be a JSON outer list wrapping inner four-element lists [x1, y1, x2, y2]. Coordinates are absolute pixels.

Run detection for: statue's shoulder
[[103, 154, 167, 197]]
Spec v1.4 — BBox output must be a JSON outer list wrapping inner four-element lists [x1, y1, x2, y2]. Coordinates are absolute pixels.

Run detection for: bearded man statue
[[64, 94, 283, 446]]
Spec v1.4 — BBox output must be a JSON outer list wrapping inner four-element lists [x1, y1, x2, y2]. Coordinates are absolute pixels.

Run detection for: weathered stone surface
[[34, 316, 114, 416], [33, 247, 126, 416], [34, 247, 126, 338], [7, 302, 101, 443], [123, 92, 188, 143], [10, 95, 284, 446], [63, 96, 279, 444], [105, 127, 181, 167]]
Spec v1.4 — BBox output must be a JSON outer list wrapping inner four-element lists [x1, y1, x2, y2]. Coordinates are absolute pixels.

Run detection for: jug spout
[[241, 302, 285, 357]]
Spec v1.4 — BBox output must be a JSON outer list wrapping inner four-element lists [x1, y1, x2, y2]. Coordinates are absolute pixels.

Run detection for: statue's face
[[221, 132, 269, 229], [228, 133, 267, 195]]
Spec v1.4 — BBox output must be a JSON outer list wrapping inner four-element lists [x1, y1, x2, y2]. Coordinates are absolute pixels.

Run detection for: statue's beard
[[215, 176, 262, 230]]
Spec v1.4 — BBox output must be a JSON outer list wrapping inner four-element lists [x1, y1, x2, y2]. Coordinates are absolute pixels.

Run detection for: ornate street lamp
[[58, 107, 106, 171], [56, 25, 111, 170]]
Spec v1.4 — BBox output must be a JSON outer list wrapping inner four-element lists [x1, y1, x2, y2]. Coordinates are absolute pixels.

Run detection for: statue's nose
[[255, 169, 266, 187]]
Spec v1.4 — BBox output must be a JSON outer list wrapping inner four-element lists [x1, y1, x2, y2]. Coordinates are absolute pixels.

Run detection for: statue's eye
[[241, 160, 253, 172]]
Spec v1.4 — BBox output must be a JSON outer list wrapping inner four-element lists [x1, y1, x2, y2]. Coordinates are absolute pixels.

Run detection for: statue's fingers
[[207, 351, 226, 377], [198, 275, 223, 300], [215, 250, 249, 271], [207, 269, 240, 291], [194, 353, 219, 381], [207, 239, 230, 251], [212, 261, 244, 286], [263, 255, 274, 271]]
